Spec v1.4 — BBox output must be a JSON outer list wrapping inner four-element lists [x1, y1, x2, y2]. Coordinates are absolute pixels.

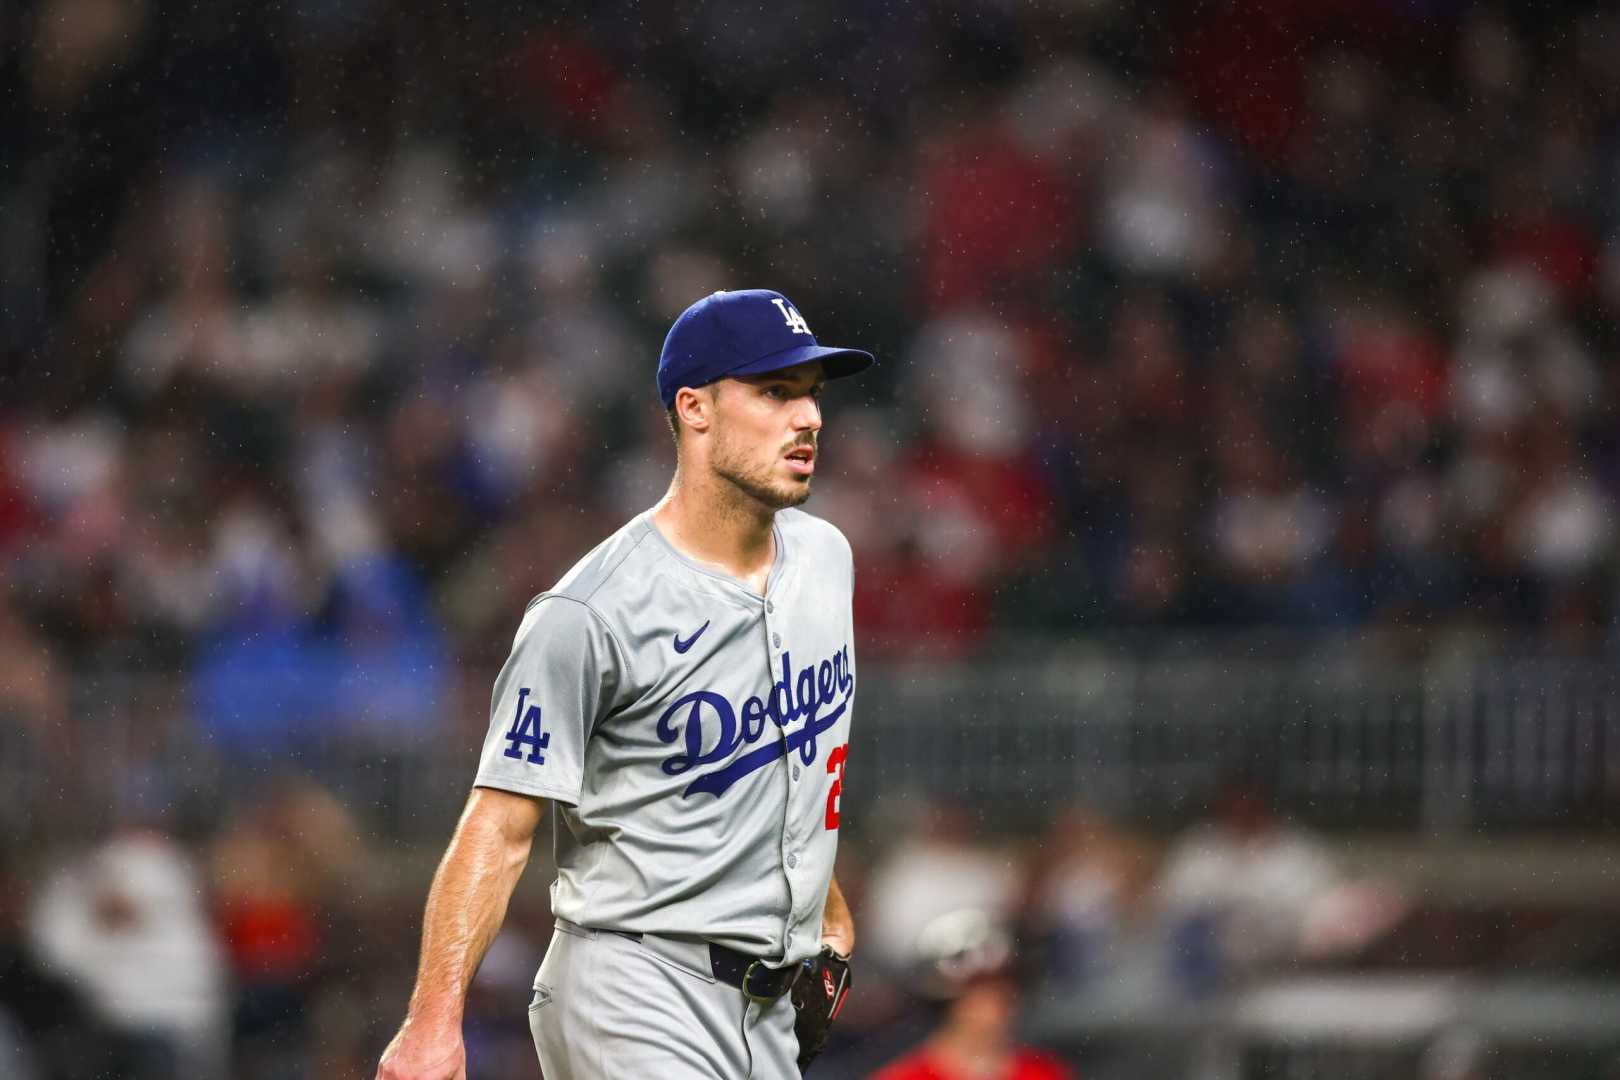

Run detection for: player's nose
[[791, 394, 822, 433]]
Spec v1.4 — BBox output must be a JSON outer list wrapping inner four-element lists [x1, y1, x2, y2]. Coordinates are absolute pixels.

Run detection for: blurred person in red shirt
[[871, 910, 1074, 1080]]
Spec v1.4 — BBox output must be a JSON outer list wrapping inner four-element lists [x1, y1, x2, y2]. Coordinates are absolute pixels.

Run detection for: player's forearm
[[404, 788, 544, 1030], [822, 872, 855, 956]]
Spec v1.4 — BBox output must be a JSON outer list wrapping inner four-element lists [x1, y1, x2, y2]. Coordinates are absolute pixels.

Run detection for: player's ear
[[673, 386, 714, 435]]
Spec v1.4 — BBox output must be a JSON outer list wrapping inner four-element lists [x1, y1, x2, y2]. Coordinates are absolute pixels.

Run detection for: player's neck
[[928, 1028, 1013, 1077], [651, 470, 777, 590]]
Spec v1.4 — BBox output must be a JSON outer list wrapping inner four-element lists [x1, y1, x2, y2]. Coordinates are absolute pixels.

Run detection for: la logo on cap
[[771, 298, 812, 336]]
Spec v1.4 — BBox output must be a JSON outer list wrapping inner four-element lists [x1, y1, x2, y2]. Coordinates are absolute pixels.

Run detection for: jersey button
[[766, 600, 775, 614], [772, 632, 782, 647], [786, 853, 798, 869], [792, 765, 801, 780]]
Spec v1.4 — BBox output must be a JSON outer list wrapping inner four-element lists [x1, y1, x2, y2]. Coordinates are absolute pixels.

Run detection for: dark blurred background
[[4, 0, 1620, 1077]]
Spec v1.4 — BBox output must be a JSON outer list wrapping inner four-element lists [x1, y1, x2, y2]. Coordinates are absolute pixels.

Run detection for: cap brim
[[723, 343, 874, 383]]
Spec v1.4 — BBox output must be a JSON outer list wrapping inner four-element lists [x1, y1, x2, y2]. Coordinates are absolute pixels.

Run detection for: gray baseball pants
[[529, 918, 800, 1079]]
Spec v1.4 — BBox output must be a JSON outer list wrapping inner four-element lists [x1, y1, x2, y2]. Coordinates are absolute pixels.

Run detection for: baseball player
[[377, 289, 870, 1079], [872, 911, 1074, 1080]]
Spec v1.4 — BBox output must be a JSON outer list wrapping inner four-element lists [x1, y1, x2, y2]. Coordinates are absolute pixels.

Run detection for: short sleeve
[[473, 596, 621, 805]]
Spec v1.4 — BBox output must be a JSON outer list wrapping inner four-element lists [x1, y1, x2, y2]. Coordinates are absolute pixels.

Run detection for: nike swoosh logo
[[673, 620, 711, 654]]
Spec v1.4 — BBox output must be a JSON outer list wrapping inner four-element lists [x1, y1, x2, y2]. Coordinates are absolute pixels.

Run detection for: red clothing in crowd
[[872, 1047, 1075, 1080]]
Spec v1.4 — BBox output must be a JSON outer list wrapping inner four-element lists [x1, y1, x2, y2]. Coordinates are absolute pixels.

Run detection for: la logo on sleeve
[[502, 688, 551, 764]]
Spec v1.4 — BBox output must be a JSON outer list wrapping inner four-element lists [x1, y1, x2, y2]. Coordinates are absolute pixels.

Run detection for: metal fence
[[5, 654, 1620, 845], [846, 655, 1620, 833]]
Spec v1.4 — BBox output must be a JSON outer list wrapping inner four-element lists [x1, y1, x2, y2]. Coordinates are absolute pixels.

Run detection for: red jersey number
[[825, 744, 848, 830]]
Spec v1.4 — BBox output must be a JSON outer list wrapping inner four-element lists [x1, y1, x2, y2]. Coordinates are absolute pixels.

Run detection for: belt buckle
[[741, 958, 797, 1003]]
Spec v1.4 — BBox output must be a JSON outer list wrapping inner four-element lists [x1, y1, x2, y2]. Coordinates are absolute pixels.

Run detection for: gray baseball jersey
[[473, 506, 856, 966]]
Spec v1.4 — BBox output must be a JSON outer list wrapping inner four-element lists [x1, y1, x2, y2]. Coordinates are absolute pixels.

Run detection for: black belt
[[610, 930, 801, 1001]]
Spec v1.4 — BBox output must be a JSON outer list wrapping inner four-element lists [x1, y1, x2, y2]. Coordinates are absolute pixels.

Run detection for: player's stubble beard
[[710, 423, 816, 513]]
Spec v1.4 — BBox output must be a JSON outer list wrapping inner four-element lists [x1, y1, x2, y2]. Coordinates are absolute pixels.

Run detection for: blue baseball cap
[[657, 289, 874, 408]]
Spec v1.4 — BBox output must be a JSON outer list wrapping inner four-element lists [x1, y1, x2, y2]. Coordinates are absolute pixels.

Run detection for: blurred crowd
[[5, 0, 1620, 691], [19, 772, 1567, 1080], [6, 0, 1620, 1076], [0, 779, 502, 1079], [0, 774, 1412, 1080]]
